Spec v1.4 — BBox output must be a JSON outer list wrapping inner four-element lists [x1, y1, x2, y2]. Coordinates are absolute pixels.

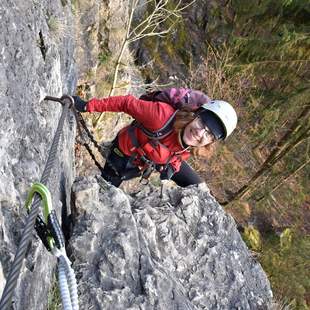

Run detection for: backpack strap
[[134, 109, 178, 140], [127, 126, 153, 167]]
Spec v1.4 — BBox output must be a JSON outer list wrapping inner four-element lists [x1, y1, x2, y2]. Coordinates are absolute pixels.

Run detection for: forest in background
[[76, 0, 309, 307], [132, 0, 309, 308]]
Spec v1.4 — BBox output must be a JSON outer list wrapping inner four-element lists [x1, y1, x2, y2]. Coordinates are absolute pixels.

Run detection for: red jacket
[[87, 95, 191, 172]]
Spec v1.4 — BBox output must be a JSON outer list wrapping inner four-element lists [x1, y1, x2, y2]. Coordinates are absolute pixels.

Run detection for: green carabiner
[[25, 182, 55, 250]]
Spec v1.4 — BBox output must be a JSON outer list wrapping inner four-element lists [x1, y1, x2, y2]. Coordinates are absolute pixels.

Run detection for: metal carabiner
[[25, 182, 55, 250]]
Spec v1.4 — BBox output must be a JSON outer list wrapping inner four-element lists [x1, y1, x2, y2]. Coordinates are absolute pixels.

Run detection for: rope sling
[[0, 95, 78, 310]]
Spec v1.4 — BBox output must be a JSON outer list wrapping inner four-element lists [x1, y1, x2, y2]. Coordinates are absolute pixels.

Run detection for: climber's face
[[183, 116, 215, 147]]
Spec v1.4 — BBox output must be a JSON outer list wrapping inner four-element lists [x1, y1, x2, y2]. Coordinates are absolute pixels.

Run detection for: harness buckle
[[140, 155, 152, 165]]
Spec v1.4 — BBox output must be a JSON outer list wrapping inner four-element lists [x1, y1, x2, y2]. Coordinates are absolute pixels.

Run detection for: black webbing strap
[[134, 110, 178, 140]]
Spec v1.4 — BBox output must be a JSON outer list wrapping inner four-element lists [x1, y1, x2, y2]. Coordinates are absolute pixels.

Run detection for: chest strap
[[133, 110, 178, 140]]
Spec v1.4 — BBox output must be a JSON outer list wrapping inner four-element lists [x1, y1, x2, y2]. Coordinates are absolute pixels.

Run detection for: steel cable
[[0, 98, 71, 310]]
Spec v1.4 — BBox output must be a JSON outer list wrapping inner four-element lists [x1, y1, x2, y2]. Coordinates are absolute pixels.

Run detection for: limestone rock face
[[74, 0, 131, 86], [133, 0, 210, 83], [0, 0, 76, 309], [71, 177, 273, 310]]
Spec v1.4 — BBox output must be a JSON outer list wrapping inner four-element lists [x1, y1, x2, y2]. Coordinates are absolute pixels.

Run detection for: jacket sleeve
[[87, 95, 175, 131]]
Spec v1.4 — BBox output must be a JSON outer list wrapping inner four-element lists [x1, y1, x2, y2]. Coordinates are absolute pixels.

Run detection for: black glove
[[72, 96, 87, 112], [159, 164, 175, 180]]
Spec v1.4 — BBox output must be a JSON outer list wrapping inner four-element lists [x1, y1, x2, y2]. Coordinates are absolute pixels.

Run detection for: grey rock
[[74, 0, 101, 83], [75, 0, 132, 87], [132, 0, 210, 84], [71, 177, 273, 310], [0, 0, 76, 309]]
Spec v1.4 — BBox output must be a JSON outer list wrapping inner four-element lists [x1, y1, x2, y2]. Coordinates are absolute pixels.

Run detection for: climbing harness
[[0, 95, 78, 310], [73, 101, 178, 183]]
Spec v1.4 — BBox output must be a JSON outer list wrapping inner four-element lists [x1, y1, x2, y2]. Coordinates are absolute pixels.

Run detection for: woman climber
[[73, 89, 237, 187]]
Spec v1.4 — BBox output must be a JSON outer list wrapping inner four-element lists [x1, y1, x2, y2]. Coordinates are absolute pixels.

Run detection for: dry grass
[[47, 273, 61, 310], [270, 299, 296, 310], [47, 16, 69, 41]]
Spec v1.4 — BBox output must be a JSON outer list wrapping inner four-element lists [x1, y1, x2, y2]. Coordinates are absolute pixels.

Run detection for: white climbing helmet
[[200, 100, 238, 139]]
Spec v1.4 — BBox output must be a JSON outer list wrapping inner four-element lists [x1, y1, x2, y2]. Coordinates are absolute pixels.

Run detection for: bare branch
[[270, 156, 310, 194], [93, 0, 196, 128]]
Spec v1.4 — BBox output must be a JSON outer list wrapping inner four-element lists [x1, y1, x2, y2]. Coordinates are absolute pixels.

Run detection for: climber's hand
[[159, 164, 175, 180], [72, 96, 87, 112]]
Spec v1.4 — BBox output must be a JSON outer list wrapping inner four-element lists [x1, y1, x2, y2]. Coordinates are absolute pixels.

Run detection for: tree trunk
[[222, 104, 310, 205]]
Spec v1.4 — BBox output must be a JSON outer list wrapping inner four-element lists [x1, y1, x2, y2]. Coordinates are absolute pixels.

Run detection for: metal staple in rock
[[0, 96, 72, 310]]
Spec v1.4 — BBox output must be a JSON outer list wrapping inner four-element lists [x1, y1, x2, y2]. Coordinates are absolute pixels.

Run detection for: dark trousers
[[101, 143, 203, 188], [171, 161, 203, 187]]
